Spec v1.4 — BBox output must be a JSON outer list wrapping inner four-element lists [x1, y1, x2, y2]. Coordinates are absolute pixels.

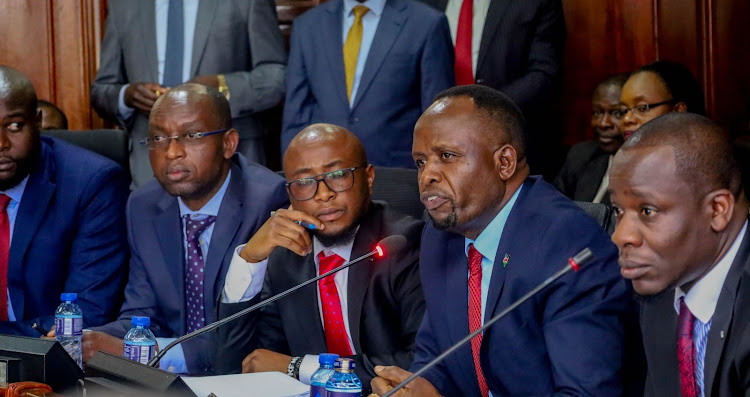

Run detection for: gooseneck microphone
[[148, 234, 408, 368], [381, 248, 595, 397]]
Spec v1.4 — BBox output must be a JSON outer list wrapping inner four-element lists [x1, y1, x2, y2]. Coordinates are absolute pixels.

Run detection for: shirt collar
[[0, 174, 29, 204], [464, 185, 523, 262], [673, 220, 748, 323], [178, 170, 231, 218], [344, 0, 386, 18], [313, 226, 361, 264]]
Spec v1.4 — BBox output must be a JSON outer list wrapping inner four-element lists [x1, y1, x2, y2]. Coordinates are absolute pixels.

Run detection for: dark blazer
[[553, 140, 611, 204], [412, 176, 630, 396], [0, 137, 128, 336], [95, 154, 288, 375], [641, 223, 750, 397], [280, 0, 455, 168], [222, 202, 424, 387]]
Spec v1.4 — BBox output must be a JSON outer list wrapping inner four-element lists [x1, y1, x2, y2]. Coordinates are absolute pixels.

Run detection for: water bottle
[[54, 292, 83, 369], [123, 316, 157, 364], [310, 353, 339, 397], [325, 358, 362, 396]]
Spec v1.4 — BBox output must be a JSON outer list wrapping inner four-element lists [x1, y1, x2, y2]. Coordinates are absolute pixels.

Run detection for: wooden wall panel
[[712, 0, 750, 136]]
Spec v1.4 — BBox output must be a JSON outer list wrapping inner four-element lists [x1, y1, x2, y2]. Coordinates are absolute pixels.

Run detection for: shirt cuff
[[155, 337, 187, 374], [298, 354, 320, 385], [117, 84, 135, 120], [221, 244, 269, 303]]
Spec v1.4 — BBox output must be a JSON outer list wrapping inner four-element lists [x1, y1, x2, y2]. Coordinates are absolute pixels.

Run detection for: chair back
[[42, 129, 129, 172], [574, 201, 616, 235]]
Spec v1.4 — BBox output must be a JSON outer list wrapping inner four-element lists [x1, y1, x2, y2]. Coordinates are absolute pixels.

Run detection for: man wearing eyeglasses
[[81, 83, 289, 375], [219, 123, 424, 390]]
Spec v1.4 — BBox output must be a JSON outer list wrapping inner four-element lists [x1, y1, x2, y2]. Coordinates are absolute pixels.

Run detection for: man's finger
[[276, 208, 325, 230], [370, 376, 396, 396], [375, 365, 414, 384]]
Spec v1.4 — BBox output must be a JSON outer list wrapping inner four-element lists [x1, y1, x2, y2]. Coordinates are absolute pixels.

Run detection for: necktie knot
[[318, 251, 346, 275], [184, 215, 216, 241], [468, 244, 483, 276], [0, 195, 11, 212], [352, 5, 369, 20]]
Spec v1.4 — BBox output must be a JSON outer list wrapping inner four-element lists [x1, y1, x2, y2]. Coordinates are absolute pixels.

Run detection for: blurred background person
[[37, 100, 68, 130]]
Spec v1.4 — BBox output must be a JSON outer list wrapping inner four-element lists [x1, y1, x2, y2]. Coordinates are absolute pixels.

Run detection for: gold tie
[[343, 5, 370, 102]]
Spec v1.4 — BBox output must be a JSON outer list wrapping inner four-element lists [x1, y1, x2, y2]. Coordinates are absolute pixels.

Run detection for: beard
[[430, 201, 458, 231], [312, 222, 359, 248]]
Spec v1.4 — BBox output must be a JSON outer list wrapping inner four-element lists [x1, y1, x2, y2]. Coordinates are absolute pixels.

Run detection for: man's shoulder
[[41, 137, 125, 184], [376, 202, 425, 243], [398, 0, 444, 20]]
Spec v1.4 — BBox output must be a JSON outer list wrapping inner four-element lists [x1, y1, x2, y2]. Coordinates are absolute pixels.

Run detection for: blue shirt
[[342, 0, 386, 106], [0, 175, 30, 322]]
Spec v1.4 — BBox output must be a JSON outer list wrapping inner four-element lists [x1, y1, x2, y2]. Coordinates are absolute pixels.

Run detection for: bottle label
[[309, 385, 327, 397], [327, 391, 362, 396], [55, 316, 83, 336], [123, 344, 155, 364]]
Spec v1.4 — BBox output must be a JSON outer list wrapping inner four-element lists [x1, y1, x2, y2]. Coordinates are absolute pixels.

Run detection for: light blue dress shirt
[[342, 0, 386, 106], [156, 171, 231, 373], [0, 175, 29, 322]]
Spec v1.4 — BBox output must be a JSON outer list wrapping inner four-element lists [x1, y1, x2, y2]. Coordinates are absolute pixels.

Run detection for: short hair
[[163, 83, 232, 129], [38, 100, 68, 129], [633, 61, 706, 116], [434, 85, 526, 157], [597, 72, 629, 91], [622, 112, 741, 197]]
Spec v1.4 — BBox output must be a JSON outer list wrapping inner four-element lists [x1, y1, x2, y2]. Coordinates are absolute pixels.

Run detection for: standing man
[[91, 0, 287, 187], [81, 84, 289, 375], [609, 113, 750, 396], [281, 0, 455, 168], [371, 85, 630, 396]]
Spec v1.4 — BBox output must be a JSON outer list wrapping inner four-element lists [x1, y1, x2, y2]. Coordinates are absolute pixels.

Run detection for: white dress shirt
[[445, 0, 490, 76]]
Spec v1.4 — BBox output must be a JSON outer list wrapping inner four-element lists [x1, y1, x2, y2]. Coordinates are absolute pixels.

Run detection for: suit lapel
[[476, 0, 512, 73], [323, 2, 350, 108], [351, 0, 407, 111], [190, 0, 218, 77], [153, 195, 186, 334], [138, 1, 159, 82]]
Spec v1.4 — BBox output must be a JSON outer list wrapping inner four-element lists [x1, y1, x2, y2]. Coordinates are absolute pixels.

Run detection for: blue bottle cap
[[334, 358, 355, 371], [60, 293, 77, 302], [131, 316, 150, 327], [319, 353, 339, 365]]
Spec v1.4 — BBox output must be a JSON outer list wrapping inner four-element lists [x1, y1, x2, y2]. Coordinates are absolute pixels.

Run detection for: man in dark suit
[[609, 113, 750, 397], [222, 124, 424, 388], [82, 84, 289, 375], [371, 85, 630, 396], [0, 66, 128, 336], [281, 0, 455, 168], [91, 0, 287, 187], [554, 73, 629, 204]]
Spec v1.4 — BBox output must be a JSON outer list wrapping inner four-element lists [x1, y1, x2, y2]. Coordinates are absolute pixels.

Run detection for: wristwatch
[[217, 74, 230, 100]]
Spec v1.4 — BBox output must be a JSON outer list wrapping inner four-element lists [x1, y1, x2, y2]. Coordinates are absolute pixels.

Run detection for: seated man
[[609, 112, 750, 396], [37, 100, 68, 130], [372, 85, 631, 396], [82, 84, 289, 375], [0, 66, 128, 336], [222, 124, 424, 388]]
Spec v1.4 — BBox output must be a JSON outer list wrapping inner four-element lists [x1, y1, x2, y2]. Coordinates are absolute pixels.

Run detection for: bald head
[[152, 83, 231, 129], [283, 123, 367, 173], [0, 66, 38, 119]]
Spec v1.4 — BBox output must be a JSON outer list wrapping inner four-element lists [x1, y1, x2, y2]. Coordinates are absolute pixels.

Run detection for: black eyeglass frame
[[613, 99, 676, 119], [285, 166, 366, 201]]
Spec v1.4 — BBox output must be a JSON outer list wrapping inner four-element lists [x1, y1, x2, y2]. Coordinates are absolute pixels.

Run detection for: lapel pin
[[720, 330, 725, 339], [502, 253, 510, 268]]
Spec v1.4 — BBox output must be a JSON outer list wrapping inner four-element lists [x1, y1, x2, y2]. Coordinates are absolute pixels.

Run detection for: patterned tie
[[343, 5, 370, 102], [0, 195, 10, 321], [468, 244, 489, 397], [677, 298, 699, 397], [184, 215, 216, 333], [163, 0, 184, 87], [318, 252, 353, 357], [454, 0, 474, 85]]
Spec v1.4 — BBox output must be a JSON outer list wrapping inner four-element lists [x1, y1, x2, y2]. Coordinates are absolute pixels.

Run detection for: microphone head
[[569, 248, 595, 271], [375, 235, 408, 257]]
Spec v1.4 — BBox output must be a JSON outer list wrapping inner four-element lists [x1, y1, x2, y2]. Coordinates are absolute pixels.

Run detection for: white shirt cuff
[[155, 337, 187, 374], [117, 84, 135, 120], [221, 244, 268, 303], [298, 354, 320, 385]]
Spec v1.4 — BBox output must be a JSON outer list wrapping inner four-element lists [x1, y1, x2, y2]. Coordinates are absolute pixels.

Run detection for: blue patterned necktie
[[163, 0, 184, 87], [184, 215, 215, 333]]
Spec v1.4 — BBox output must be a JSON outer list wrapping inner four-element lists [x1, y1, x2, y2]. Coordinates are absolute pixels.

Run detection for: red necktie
[[468, 244, 489, 397], [318, 252, 353, 357], [0, 195, 11, 321], [677, 298, 698, 397], [455, 0, 474, 85]]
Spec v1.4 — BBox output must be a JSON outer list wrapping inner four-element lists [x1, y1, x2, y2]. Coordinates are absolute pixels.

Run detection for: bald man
[[84, 83, 288, 375], [220, 124, 425, 389], [609, 113, 750, 397]]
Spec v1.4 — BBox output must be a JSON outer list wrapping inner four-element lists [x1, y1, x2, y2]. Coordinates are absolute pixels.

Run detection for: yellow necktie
[[344, 5, 370, 102]]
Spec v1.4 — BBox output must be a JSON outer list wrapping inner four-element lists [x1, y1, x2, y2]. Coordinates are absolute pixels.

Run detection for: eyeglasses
[[140, 128, 229, 150], [613, 100, 675, 120], [285, 166, 364, 201]]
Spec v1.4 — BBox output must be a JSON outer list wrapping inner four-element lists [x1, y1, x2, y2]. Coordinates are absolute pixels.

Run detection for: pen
[[270, 211, 317, 230], [32, 322, 49, 336]]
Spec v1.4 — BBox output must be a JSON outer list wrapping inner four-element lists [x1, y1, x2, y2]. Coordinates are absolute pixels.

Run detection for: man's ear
[[706, 189, 735, 233], [365, 164, 375, 195], [673, 102, 688, 113], [494, 144, 517, 181], [223, 128, 239, 159]]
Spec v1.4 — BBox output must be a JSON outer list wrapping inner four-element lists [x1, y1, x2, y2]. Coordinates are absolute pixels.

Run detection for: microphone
[[381, 248, 595, 397], [148, 234, 408, 368]]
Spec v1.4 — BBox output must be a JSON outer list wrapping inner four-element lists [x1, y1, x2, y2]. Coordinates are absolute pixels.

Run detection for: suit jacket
[[221, 202, 424, 387], [280, 0, 455, 168], [553, 140, 611, 204], [95, 154, 289, 375], [0, 137, 129, 336], [413, 176, 630, 396], [90, 0, 287, 187], [641, 223, 750, 397]]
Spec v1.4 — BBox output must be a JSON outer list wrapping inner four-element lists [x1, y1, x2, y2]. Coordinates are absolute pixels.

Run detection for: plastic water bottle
[[54, 292, 83, 368], [325, 358, 362, 396], [123, 316, 157, 364], [310, 353, 339, 397]]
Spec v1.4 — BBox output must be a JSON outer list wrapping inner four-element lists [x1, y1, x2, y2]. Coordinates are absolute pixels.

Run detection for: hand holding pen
[[238, 206, 325, 263]]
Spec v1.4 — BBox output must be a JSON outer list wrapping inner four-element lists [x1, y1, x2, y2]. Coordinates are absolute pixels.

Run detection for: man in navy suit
[[371, 85, 631, 396], [281, 0, 455, 168], [82, 84, 289, 375], [0, 66, 128, 336]]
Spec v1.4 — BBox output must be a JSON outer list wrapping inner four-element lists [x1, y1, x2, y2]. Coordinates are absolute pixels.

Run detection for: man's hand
[[187, 75, 220, 88], [370, 366, 442, 397], [124, 82, 167, 113], [240, 207, 324, 263], [81, 331, 125, 363], [241, 348, 292, 374]]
